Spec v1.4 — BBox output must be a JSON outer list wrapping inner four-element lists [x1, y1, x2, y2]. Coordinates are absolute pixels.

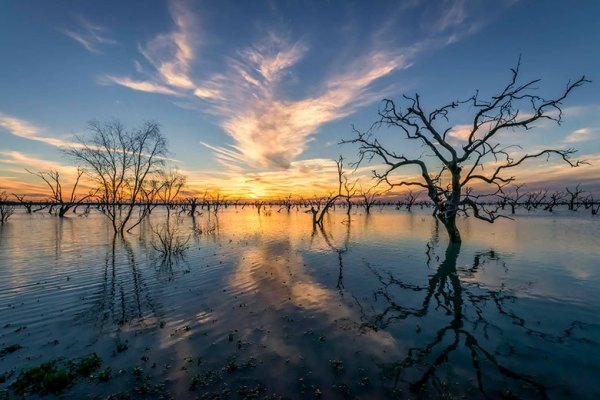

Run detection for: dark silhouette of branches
[[27, 168, 96, 217], [354, 242, 589, 398], [342, 59, 589, 243], [308, 156, 345, 228], [566, 184, 584, 211], [67, 120, 168, 234], [0, 191, 15, 223]]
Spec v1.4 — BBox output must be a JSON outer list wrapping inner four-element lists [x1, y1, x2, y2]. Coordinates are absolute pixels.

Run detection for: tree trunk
[[442, 213, 462, 244], [58, 205, 70, 218]]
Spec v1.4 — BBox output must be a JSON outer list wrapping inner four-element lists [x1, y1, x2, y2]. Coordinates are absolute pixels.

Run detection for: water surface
[[0, 207, 598, 398]]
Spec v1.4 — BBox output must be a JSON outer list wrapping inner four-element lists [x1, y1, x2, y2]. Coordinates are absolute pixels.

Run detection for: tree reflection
[[355, 240, 588, 398], [86, 234, 156, 331], [314, 222, 351, 297]]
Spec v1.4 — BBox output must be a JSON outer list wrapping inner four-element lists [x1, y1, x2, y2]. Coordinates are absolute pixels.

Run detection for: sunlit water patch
[[0, 207, 598, 399]]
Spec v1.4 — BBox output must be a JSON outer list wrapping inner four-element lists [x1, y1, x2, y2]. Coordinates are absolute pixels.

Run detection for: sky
[[1, 0, 599, 199]]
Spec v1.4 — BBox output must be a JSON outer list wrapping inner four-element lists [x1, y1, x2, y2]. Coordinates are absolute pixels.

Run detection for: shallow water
[[0, 206, 598, 399]]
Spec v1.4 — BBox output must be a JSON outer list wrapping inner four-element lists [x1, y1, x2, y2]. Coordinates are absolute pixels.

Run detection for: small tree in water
[[343, 61, 588, 243]]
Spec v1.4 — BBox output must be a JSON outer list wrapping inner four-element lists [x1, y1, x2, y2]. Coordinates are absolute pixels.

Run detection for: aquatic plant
[[10, 354, 101, 396], [0, 344, 22, 358]]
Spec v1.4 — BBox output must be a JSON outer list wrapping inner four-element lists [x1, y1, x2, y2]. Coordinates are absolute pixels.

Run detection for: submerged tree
[[343, 61, 588, 243], [308, 156, 344, 228], [27, 168, 96, 217], [0, 191, 15, 223], [68, 120, 168, 234]]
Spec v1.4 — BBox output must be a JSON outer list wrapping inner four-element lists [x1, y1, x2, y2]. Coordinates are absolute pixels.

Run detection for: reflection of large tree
[[356, 242, 587, 399]]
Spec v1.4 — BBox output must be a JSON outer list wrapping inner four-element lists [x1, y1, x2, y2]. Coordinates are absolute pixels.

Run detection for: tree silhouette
[[343, 60, 588, 243], [68, 120, 168, 234]]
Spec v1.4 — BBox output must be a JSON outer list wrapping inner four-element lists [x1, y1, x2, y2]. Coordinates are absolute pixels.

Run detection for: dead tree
[[308, 156, 344, 228], [187, 197, 199, 216], [157, 169, 186, 210], [67, 120, 168, 234], [566, 184, 584, 211], [404, 190, 420, 212], [343, 60, 588, 243], [255, 200, 263, 214], [0, 191, 15, 223], [582, 195, 599, 215], [12, 194, 33, 213], [209, 190, 225, 214], [544, 191, 565, 212], [342, 174, 358, 216], [28, 168, 96, 217], [361, 186, 380, 215], [280, 194, 294, 213], [501, 184, 528, 214], [524, 189, 548, 211]]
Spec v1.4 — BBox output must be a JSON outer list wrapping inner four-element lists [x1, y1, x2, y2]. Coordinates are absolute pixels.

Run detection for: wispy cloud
[[0, 114, 75, 148], [102, 76, 178, 95], [106, 0, 198, 94], [0, 150, 75, 173], [564, 127, 595, 143], [138, 1, 197, 89], [62, 16, 117, 54], [205, 42, 407, 169], [102, 0, 519, 177]]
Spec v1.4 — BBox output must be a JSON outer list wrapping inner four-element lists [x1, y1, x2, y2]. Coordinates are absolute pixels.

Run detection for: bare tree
[[582, 194, 600, 215], [308, 156, 344, 228], [524, 189, 548, 211], [500, 184, 528, 214], [566, 184, 584, 211], [27, 168, 96, 217], [156, 169, 186, 209], [187, 196, 200, 216], [208, 190, 225, 214], [0, 191, 15, 223], [12, 194, 33, 214], [546, 191, 566, 212], [343, 61, 588, 243], [342, 173, 358, 216], [67, 120, 168, 234], [403, 190, 420, 212], [361, 186, 380, 215], [280, 194, 294, 213]]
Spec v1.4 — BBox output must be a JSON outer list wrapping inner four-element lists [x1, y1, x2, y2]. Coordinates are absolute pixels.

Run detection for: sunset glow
[[1, 1, 599, 199]]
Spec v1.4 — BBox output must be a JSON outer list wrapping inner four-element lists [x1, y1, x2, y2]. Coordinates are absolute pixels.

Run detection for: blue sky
[[1, 0, 599, 198]]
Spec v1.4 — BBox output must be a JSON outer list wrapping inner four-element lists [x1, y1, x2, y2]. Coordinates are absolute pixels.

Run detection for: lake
[[0, 206, 598, 399]]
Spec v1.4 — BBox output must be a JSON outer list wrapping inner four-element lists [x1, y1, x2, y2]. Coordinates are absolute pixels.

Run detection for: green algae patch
[[11, 360, 74, 395], [10, 354, 102, 395], [0, 344, 22, 358]]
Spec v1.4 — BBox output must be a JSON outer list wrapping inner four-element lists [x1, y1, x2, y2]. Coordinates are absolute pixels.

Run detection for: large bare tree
[[67, 120, 168, 234], [343, 61, 588, 243]]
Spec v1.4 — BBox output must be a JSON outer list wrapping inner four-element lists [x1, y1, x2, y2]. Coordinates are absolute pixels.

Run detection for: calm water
[[0, 207, 598, 399]]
